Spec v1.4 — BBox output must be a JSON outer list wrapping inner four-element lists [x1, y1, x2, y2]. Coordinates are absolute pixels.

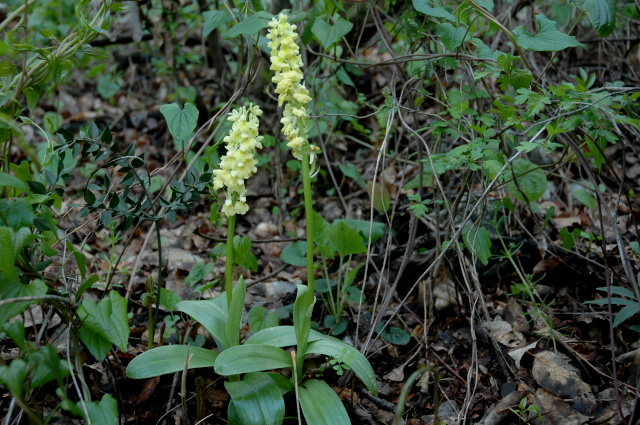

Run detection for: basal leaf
[[225, 373, 285, 425], [248, 305, 279, 333], [245, 325, 324, 347], [306, 338, 378, 394], [569, 0, 616, 37], [280, 241, 308, 266], [299, 379, 350, 425], [159, 103, 199, 143], [412, 0, 455, 22], [505, 159, 547, 202], [328, 221, 367, 258], [126, 345, 218, 379], [177, 295, 229, 350], [311, 16, 353, 49], [514, 14, 585, 52], [334, 219, 384, 243], [214, 344, 292, 376]]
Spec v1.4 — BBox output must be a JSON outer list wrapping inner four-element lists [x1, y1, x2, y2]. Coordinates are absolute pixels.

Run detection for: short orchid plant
[[127, 14, 377, 425]]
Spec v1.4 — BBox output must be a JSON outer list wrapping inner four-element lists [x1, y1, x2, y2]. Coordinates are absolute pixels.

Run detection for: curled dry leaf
[[482, 319, 525, 348], [531, 351, 593, 401], [508, 341, 538, 369]]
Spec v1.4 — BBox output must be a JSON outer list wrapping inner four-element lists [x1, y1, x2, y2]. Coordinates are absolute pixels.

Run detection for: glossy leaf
[[245, 325, 324, 347], [225, 372, 285, 425], [226, 277, 246, 348], [214, 344, 292, 376], [126, 345, 218, 379], [177, 294, 229, 350], [299, 379, 350, 425], [569, 0, 615, 37], [514, 14, 585, 52]]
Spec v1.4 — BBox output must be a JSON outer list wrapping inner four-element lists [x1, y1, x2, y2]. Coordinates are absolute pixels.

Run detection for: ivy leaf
[[160, 103, 199, 143], [248, 306, 280, 333], [506, 159, 548, 202], [311, 16, 353, 49], [569, 0, 616, 37], [412, 0, 455, 22], [202, 9, 234, 38], [437, 23, 469, 51], [224, 11, 273, 39], [514, 14, 585, 52]]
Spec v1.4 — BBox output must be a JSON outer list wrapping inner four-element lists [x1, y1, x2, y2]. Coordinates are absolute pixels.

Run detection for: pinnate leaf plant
[[126, 14, 377, 425]]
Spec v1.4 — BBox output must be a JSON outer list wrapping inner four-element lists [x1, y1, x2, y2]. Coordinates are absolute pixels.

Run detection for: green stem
[[225, 214, 236, 308], [300, 152, 315, 299]]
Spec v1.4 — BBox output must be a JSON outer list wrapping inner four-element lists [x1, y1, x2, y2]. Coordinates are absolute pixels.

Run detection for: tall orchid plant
[[127, 14, 377, 425]]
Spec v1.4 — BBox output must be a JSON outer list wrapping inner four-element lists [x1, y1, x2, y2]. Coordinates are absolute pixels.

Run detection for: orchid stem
[[225, 214, 236, 308]]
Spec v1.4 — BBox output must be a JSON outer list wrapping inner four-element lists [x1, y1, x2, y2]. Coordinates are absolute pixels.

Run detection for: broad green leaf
[[0, 171, 29, 193], [0, 278, 47, 325], [299, 379, 350, 425], [248, 305, 279, 333], [334, 219, 384, 242], [311, 16, 353, 49], [569, 0, 615, 37], [159, 103, 199, 143], [513, 14, 585, 52], [159, 287, 181, 311], [30, 345, 70, 389], [302, 0, 325, 45], [506, 159, 548, 202], [226, 277, 246, 348], [329, 221, 367, 258], [177, 294, 229, 350], [203, 9, 233, 38], [324, 315, 348, 336], [462, 225, 493, 266], [225, 372, 285, 425], [77, 291, 129, 361], [412, 0, 455, 22], [339, 163, 366, 187], [83, 394, 118, 425], [245, 325, 324, 347], [0, 359, 27, 398], [313, 210, 336, 258], [0, 198, 36, 230], [436, 23, 469, 51], [280, 241, 308, 266], [376, 323, 411, 345], [474, 0, 494, 11], [234, 236, 258, 271], [306, 338, 378, 394], [214, 344, 292, 375], [293, 285, 314, 356], [224, 11, 274, 39], [574, 188, 596, 209], [126, 345, 218, 379]]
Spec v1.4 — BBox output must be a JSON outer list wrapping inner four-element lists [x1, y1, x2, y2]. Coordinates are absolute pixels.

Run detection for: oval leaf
[[225, 372, 285, 425], [505, 159, 547, 202], [299, 379, 350, 425], [126, 345, 218, 379], [514, 14, 585, 52], [214, 344, 292, 376]]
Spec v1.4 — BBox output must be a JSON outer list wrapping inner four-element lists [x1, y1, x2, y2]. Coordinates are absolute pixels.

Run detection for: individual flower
[[213, 103, 263, 216], [266, 14, 318, 161]]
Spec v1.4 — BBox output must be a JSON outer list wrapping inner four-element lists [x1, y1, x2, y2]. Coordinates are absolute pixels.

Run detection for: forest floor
[[3, 1, 640, 424]]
